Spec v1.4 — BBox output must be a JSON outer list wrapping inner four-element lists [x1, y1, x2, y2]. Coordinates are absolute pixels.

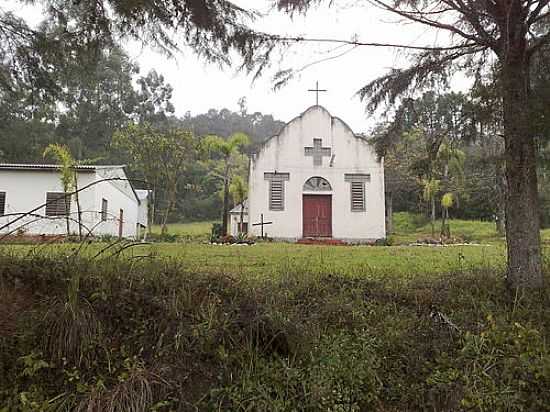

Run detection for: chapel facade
[[247, 105, 386, 243]]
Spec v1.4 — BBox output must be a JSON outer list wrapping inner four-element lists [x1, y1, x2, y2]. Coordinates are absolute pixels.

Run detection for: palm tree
[[203, 133, 250, 235], [421, 178, 440, 238], [436, 142, 465, 238], [43, 144, 78, 238]]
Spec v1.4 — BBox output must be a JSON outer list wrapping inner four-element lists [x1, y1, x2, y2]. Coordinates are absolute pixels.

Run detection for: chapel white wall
[[248, 106, 386, 242]]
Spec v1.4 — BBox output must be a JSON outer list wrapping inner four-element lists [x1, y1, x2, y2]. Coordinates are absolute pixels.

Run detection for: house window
[[101, 198, 108, 221], [350, 181, 365, 211], [0, 192, 5, 216], [269, 180, 284, 211], [45, 192, 71, 216], [264, 172, 290, 211], [345, 174, 370, 212]]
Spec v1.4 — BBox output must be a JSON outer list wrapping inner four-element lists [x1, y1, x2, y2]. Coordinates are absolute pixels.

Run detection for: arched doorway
[[302, 177, 332, 238]]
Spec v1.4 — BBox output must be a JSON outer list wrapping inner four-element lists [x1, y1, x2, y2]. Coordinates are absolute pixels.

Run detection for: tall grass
[[1, 252, 549, 411]]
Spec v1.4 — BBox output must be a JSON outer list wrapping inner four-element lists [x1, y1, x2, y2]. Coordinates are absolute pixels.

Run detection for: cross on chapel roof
[[308, 81, 327, 106]]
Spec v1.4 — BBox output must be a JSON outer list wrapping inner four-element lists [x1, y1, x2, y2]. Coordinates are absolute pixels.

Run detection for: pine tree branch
[[528, 0, 550, 24], [529, 29, 550, 55], [367, 0, 497, 50], [265, 34, 476, 51]]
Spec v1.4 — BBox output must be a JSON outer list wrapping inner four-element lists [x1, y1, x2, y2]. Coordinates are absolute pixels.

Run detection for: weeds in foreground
[[0, 253, 549, 411]]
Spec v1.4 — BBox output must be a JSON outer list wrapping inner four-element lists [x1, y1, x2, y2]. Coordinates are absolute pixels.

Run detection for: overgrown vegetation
[[1, 247, 548, 411]]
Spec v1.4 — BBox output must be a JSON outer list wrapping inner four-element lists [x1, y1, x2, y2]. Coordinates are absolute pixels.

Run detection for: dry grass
[[77, 366, 161, 412], [42, 296, 102, 368]]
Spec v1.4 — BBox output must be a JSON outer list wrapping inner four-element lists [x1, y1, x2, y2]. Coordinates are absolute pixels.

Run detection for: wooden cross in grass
[[252, 213, 273, 239]]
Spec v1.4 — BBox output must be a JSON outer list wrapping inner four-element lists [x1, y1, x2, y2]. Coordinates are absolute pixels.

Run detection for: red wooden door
[[303, 195, 332, 237]]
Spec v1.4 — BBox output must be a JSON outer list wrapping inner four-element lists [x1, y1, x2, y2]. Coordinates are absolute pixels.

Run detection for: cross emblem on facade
[[304, 138, 331, 166], [308, 81, 327, 106]]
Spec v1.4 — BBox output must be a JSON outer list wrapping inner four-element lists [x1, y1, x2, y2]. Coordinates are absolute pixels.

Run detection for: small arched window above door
[[303, 176, 332, 191]]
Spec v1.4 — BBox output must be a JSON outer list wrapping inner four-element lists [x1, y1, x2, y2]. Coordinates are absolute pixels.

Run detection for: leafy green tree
[[55, 45, 139, 159], [377, 127, 425, 233], [135, 70, 175, 125], [202, 133, 250, 235], [1, 0, 267, 103], [179, 107, 284, 153], [157, 129, 197, 234], [436, 143, 465, 237], [377, 93, 468, 236], [421, 177, 441, 238], [113, 123, 198, 234], [441, 193, 454, 237]]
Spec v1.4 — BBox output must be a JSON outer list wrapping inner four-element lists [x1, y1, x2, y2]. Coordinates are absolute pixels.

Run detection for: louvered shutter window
[[269, 180, 285, 211], [46, 192, 71, 216], [350, 181, 365, 212], [0, 192, 5, 216]]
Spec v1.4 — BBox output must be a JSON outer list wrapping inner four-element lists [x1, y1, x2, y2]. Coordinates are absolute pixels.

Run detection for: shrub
[[429, 317, 550, 411], [0, 253, 549, 411]]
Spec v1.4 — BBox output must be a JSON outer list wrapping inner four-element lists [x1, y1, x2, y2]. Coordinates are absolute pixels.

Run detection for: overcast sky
[[5, 0, 468, 132]]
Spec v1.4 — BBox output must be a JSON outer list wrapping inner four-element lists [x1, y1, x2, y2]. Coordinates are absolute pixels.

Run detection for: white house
[[247, 105, 386, 243], [135, 189, 151, 239], [0, 163, 146, 239], [229, 200, 249, 236]]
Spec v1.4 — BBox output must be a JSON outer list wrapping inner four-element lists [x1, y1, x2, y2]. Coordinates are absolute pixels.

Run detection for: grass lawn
[[143, 242, 506, 280], [150, 221, 215, 241], [150, 212, 550, 246], [6, 212, 550, 280], [390, 212, 503, 244]]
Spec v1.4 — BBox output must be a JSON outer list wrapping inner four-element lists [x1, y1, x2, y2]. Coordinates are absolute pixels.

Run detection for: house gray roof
[[0, 163, 126, 172], [229, 199, 248, 214]]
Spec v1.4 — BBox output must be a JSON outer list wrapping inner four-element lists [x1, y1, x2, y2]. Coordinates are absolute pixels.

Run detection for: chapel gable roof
[[257, 105, 368, 152]]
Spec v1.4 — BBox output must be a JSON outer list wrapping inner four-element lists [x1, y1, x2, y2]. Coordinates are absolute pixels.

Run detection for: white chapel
[[247, 105, 386, 243]]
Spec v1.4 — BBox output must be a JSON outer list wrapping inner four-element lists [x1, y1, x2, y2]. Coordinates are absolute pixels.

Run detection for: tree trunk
[[430, 196, 436, 238], [222, 164, 230, 236], [161, 184, 177, 236], [440, 206, 446, 238], [502, 57, 543, 288], [240, 202, 245, 234], [148, 183, 157, 235], [73, 170, 83, 241], [64, 196, 71, 237], [385, 192, 393, 234], [495, 158, 506, 236]]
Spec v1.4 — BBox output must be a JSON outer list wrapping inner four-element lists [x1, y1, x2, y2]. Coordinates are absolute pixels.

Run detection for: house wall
[[0, 168, 140, 238], [0, 169, 97, 236], [229, 212, 249, 237], [137, 198, 149, 227], [248, 106, 386, 242], [91, 168, 140, 238]]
